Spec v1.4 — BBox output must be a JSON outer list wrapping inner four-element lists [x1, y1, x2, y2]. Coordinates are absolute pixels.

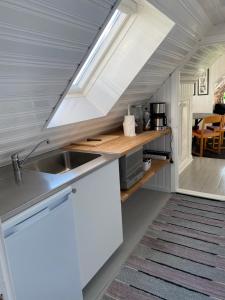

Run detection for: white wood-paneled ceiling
[[181, 44, 225, 82], [1, 0, 225, 165], [198, 0, 225, 25], [126, 0, 225, 90]]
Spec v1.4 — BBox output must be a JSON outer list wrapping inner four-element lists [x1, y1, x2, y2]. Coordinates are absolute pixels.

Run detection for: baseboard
[[177, 188, 225, 201], [179, 157, 193, 174], [143, 186, 171, 193]]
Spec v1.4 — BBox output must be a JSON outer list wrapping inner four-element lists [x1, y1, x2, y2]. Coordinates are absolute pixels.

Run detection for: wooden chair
[[207, 115, 225, 149], [192, 115, 222, 157]]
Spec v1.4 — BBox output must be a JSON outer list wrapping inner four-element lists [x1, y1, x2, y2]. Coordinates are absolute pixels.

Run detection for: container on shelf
[[143, 158, 151, 171], [123, 115, 136, 137]]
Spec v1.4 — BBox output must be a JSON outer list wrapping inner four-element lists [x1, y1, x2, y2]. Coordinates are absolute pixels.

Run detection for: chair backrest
[[222, 115, 225, 127], [202, 115, 222, 130]]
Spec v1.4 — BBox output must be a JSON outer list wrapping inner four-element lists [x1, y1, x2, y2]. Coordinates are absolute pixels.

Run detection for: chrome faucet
[[11, 139, 50, 173]]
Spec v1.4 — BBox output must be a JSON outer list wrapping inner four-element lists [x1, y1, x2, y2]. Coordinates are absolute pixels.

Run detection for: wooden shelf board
[[66, 128, 171, 157], [65, 128, 172, 203], [121, 159, 170, 203]]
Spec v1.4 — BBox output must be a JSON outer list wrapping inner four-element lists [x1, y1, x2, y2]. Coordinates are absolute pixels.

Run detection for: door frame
[[170, 70, 180, 192], [171, 72, 225, 201]]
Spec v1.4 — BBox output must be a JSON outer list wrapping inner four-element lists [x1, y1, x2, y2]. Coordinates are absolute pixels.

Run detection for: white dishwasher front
[[2, 186, 83, 300]]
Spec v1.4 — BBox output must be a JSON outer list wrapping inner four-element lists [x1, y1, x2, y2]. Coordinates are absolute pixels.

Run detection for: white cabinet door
[[72, 160, 123, 288], [0, 221, 15, 300]]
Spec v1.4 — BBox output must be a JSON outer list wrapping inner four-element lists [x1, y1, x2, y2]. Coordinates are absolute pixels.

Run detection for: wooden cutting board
[[73, 135, 120, 147]]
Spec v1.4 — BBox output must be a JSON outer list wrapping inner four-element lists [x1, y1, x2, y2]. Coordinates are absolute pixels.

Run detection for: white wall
[[143, 76, 173, 192], [0, 0, 216, 166], [192, 53, 225, 113], [192, 94, 212, 113], [192, 70, 213, 113], [144, 71, 193, 191]]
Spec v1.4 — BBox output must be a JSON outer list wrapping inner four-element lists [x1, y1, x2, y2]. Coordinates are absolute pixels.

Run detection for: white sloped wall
[[143, 76, 173, 192], [0, 0, 223, 166], [0, 0, 120, 166]]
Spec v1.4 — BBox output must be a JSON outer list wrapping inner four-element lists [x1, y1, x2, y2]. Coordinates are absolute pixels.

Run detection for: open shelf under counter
[[65, 128, 172, 203], [121, 159, 170, 203]]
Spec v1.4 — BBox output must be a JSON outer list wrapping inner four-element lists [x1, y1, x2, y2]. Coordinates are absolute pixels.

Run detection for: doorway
[[177, 68, 225, 201]]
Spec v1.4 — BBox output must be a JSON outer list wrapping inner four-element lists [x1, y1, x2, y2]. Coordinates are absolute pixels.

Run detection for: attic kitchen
[[2, 0, 225, 299], [0, 104, 172, 300], [0, 0, 176, 298]]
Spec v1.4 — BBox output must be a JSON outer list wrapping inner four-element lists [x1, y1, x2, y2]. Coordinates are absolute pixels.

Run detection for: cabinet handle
[[72, 188, 77, 194]]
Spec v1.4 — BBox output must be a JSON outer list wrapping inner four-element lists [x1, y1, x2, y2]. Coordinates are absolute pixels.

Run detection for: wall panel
[[143, 135, 172, 192], [179, 83, 193, 173], [143, 76, 173, 192], [0, 0, 223, 167]]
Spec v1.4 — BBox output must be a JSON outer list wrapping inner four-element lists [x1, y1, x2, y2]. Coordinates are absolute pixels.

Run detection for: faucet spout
[[11, 139, 50, 173], [20, 139, 50, 166], [11, 153, 20, 173]]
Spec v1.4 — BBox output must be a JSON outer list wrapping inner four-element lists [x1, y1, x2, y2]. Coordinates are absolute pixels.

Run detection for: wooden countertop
[[66, 128, 171, 156], [66, 127, 171, 203]]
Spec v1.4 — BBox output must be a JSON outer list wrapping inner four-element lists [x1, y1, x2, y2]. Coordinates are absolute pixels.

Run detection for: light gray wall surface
[[0, 0, 224, 166]]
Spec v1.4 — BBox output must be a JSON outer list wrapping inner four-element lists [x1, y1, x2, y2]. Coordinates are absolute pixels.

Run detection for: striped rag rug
[[102, 194, 225, 300]]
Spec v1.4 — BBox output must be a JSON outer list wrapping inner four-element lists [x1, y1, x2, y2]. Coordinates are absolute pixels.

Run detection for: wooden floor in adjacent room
[[179, 157, 225, 197]]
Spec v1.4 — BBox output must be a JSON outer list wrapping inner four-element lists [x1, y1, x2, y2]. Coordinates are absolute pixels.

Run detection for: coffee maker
[[150, 102, 167, 131]]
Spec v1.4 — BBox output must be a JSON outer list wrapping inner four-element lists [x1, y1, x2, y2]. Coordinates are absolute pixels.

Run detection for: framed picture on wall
[[198, 68, 209, 95]]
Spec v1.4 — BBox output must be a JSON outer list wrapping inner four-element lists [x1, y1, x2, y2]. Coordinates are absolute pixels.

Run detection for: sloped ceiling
[[1, 0, 225, 165], [0, 0, 119, 164], [126, 0, 225, 88], [181, 44, 225, 82], [198, 0, 225, 25]]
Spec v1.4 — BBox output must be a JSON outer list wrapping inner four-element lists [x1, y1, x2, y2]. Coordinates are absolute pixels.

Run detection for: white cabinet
[[0, 221, 15, 300], [2, 188, 83, 300], [0, 259, 4, 298], [72, 159, 123, 288]]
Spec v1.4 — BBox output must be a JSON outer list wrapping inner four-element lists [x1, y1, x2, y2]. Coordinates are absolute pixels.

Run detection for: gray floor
[[83, 189, 170, 300], [179, 157, 225, 196]]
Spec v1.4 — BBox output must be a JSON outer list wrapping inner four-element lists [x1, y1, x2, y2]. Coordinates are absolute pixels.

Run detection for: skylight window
[[46, 0, 174, 129], [71, 8, 128, 91]]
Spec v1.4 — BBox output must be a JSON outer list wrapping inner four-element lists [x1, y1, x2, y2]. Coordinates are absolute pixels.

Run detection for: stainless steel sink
[[24, 151, 101, 174]]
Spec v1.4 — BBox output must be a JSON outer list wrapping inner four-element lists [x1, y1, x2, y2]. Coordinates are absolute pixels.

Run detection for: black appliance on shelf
[[143, 149, 171, 161], [150, 102, 167, 131], [119, 147, 144, 190]]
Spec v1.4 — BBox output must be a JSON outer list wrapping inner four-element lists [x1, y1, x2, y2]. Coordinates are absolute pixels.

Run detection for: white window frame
[[45, 0, 175, 128], [69, 0, 137, 94]]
